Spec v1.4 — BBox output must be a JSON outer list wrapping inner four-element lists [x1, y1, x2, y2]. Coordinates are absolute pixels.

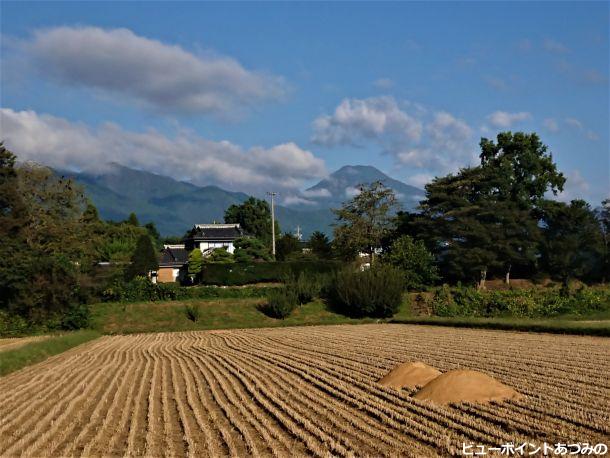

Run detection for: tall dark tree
[[225, 197, 279, 245], [599, 199, 610, 282], [333, 181, 399, 264], [144, 222, 161, 249], [541, 200, 604, 285], [416, 132, 563, 286], [0, 143, 30, 310], [276, 233, 300, 261], [125, 234, 159, 280], [308, 231, 332, 259]]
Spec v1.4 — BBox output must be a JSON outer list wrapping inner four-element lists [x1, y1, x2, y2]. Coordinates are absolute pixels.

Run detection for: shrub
[[285, 272, 328, 305], [0, 311, 30, 337], [426, 284, 610, 318], [184, 304, 201, 322], [60, 303, 91, 330], [259, 288, 298, 319], [326, 264, 404, 318], [382, 235, 439, 290], [200, 261, 342, 286], [430, 284, 458, 316]]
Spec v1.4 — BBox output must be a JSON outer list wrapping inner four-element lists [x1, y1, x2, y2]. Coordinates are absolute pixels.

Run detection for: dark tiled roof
[[159, 246, 188, 266], [187, 224, 245, 241]]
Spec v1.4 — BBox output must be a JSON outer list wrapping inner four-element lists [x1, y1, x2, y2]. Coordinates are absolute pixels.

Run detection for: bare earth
[[0, 324, 608, 457]]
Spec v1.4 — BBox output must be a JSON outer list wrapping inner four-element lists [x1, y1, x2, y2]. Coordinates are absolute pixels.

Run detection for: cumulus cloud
[[312, 96, 475, 178], [487, 111, 532, 128], [312, 96, 423, 147], [18, 26, 287, 116], [0, 108, 326, 194]]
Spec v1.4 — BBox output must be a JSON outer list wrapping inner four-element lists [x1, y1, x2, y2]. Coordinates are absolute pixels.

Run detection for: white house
[[155, 223, 246, 283]]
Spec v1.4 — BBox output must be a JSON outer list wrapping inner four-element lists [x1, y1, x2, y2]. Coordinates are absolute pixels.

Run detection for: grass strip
[[0, 329, 101, 376], [390, 316, 610, 336]]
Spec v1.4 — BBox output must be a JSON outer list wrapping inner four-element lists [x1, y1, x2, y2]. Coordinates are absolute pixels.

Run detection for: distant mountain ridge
[[60, 163, 423, 237]]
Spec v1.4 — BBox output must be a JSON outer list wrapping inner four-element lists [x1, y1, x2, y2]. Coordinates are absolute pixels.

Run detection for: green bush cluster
[[259, 288, 298, 319], [102, 276, 183, 303], [326, 265, 405, 318], [200, 261, 342, 286], [285, 272, 329, 305], [259, 271, 329, 319], [184, 304, 201, 322], [429, 284, 610, 318], [102, 277, 280, 303], [0, 303, 91, 337]]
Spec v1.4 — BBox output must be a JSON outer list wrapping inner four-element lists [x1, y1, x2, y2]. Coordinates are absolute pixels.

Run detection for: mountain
[[292, 165, 424, 211], [61, 163, 423, 237]]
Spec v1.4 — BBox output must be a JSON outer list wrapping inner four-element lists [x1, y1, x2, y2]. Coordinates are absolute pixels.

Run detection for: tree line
[[330, 132, 609, 288]]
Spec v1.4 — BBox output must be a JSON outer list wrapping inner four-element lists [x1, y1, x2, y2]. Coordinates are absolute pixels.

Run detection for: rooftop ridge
[[194, 223, 241, 229]]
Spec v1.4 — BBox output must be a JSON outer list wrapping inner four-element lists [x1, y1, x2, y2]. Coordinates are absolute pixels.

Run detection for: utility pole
[[267, 191, 277, 258]]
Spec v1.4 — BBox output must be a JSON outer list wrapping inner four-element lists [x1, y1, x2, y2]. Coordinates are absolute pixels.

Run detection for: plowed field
[[1, 324, 608, 457]]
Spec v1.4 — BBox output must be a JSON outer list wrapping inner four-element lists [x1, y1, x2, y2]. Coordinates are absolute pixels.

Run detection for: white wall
[[199, 242, 235, 254]]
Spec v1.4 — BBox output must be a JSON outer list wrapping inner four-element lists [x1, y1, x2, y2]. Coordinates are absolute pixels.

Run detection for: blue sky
[[1, 1, 608, 204]]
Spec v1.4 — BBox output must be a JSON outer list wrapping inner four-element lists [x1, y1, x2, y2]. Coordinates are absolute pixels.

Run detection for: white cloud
[[313, 96, 475, 179], [0, 108, 325, 194], [282, 195, 316, 206], [312, 96, 423, 146], [302, 188, 332, 198], [396, 112, 474, 173], [487, 111, 532, 128], [18, 26, 287, 116], [373, 78, 394, 90], [345, 186, 362, 197], [556, 169, 590, 202], [405, 173, 433, 189], [543, 118, 559, 132]]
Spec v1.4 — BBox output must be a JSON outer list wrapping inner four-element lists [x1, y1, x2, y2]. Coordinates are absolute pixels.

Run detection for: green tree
[[415, 132, 562, 287], [225, 197, 280, 245], [308, 231, 332, 259], [144, 222, 161, 249], [233, 237, 273, 262], [332, 181, 399, 264], [125, 212, 140, 226], [125, 234, 159, 280], [597, 199, 610, 282], [203, 247, 235, 264], [188, 249, 203, 280], [0, 143, 30, 310], [541, 200, 604, 285], [276, 233, 300, 261], [383, 235, 439, 290]]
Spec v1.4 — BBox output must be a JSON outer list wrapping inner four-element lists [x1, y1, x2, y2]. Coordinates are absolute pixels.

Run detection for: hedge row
[[102, 276, 280, 303], [427, 284, 610, 318], [200, 261, 343, 286]]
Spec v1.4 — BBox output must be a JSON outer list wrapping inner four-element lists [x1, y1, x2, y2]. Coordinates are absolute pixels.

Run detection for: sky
[[1, 1, 608, 205]]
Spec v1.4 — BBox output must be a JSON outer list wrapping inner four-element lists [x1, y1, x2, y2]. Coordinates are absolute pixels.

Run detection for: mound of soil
[[378, 361, 441, 389], [413, 369, 521, 405]]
